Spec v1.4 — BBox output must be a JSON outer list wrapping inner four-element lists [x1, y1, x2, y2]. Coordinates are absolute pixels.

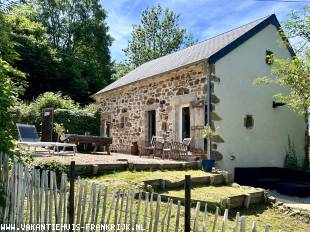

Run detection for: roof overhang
[[208, 14, 295, 64]]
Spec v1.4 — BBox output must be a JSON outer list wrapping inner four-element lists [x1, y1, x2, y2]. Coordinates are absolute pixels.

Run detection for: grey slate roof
[[94, 14, 272, 96]]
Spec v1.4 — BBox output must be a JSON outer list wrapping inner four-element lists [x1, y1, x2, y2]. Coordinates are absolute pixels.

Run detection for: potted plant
[[201, 125, 216, 172], [54, 122, 65, 142]]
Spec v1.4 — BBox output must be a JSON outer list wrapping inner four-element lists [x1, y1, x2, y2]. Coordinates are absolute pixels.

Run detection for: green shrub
[[284, 136, 298, 168], [54, 109, 100, 136], [32, 92, 79, 113], [36, 160, 67, 184], [12, 92, 100, 140], [12, 145, 34, 167], [36, 160, 67, 174]]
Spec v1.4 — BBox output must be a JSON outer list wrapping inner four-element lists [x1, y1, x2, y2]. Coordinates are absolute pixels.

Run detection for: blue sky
[[100, 0, 308, 62]]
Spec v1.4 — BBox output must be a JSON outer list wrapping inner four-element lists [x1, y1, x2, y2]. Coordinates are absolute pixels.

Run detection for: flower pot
[[201, 159, 215, 172], [131, 141, 139, 155]]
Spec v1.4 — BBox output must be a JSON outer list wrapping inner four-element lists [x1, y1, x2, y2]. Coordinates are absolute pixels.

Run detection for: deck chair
[[16, 124, 76, 156]]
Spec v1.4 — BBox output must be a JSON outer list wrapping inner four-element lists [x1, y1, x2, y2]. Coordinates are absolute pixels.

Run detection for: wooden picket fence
[[0, 153, 274, 231]]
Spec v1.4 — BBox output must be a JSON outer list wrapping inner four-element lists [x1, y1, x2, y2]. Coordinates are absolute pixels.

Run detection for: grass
[[81, 170, 310, 231], [85, 170, 213, 190], [163, 185, 256, 202]]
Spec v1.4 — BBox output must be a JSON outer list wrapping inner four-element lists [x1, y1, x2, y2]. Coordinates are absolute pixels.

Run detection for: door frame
[[179, 104, 190, 142], [147, 110, 156, 142]]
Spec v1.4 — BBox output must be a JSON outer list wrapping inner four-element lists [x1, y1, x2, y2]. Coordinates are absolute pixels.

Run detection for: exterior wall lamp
[[272, 101, 286, 108]]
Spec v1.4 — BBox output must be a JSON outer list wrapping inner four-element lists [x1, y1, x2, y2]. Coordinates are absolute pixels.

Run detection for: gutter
[[206, 61, 213, 159]]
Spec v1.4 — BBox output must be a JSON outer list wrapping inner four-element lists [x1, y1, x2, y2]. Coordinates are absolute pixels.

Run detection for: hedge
[[54, 109, 100, 136], [12, 108, 100, 140]]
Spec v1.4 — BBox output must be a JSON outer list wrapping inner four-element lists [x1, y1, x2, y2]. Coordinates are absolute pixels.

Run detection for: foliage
[[12, 92, 100, 139], [0, 1, 28, 214], [54, 109, 100, 136], [0, 8, 26, 154], [53, 122, 65, 141], [36, 160, 67, 176], [82, 103, 98, 113], [254, 6, 310, 168], [5, 5, 55, 99], [284, 136, 298, 168], [12, 145, 34, 167], [123, 4, 196, 68], [111, 62, 133, 80], [31, 92, 79, 114], [21, 0, 113, 103], [255, 57, 309, 114], [283, 6, 310, 55], [202, 125, 217, 139]]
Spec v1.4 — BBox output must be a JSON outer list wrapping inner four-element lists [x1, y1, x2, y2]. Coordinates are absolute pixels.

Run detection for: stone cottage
[[92, 14, 305, 173]]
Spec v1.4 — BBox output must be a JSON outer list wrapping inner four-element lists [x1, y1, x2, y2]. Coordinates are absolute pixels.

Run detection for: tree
[[21, 0, 113, 103], [111, 62, 133, 80], [0, 1, 26, 154], [5, 5, 59, 101], [255, 6, 310, 168], [124, 4, 196, 68]]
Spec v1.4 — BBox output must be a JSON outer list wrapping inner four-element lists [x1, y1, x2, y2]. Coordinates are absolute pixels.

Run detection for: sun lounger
[[16, 124, 76, 156]]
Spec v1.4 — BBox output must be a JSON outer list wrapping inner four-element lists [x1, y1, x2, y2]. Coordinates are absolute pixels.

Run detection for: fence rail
[[0, 154, 274, 231]]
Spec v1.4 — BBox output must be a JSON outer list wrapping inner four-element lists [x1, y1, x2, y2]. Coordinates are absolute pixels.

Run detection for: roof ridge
[[93, 14, 280, 96], [138, 14, 273, 68], [189, 14, 273, 47]]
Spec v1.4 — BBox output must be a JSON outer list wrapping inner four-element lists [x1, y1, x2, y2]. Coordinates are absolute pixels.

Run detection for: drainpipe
[[207, 62, 212, 160]]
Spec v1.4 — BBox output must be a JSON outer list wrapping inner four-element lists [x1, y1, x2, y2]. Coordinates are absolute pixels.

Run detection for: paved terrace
[[33, 152, 200, 175], [33, 152, 194, 164]]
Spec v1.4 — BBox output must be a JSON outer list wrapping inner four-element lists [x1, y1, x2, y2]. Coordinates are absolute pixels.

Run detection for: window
[[266, 50, 274, 65], [244, 115, 254, 129], [120, 112, 129, 129]]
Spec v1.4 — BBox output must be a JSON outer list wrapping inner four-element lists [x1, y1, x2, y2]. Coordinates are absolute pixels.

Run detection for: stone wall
[[95, 63, 209, 154]]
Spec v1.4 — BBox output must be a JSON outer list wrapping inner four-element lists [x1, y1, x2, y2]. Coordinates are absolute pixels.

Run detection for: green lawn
[[163, 185, 256, 202], [86, 170, 213, 190], [82, 170, 310, 231]]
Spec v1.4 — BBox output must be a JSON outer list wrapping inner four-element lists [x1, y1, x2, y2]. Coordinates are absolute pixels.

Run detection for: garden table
[[64, 134, 112, 155]]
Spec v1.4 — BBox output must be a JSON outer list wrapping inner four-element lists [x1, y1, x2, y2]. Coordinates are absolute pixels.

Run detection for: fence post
[[69, 161, 75, 231], [185, 175, 191, 232]]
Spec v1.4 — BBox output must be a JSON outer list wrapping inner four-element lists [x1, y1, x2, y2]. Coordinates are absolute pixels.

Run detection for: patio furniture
[[153, 141, 164, 158], [162, 141, 172, 159], [182, 137, 192, 146], [142, 136, 163, 157], [170, 141, 192, 161], [64, 134, 112, 155], [16, 124, 76, 156]]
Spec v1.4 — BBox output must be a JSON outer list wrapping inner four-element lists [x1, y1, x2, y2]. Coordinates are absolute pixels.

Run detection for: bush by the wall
[[11, 92, 100, 140], [54, 109, 100, 136]]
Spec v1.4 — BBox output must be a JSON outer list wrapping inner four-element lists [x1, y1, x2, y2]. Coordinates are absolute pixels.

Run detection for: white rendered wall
[[214, 24, 305, 175]]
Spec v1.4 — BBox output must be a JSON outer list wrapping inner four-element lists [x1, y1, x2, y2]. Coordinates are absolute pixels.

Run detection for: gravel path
[[270, 190, 310, 211], [33, 152, 188, 165]]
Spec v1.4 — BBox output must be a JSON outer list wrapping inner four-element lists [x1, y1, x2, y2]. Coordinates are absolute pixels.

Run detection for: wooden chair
[[178, 142, 190, 160], [141, 136, 163, 157], [170, 141, 180, 160], [162, 141, 171, 159], [170, 141, 192, 161], [153, 141, 164, 158]]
